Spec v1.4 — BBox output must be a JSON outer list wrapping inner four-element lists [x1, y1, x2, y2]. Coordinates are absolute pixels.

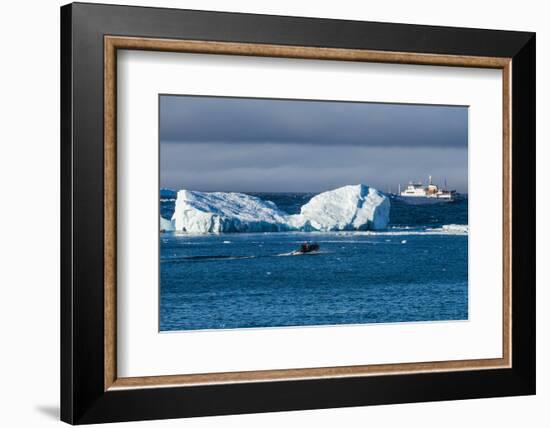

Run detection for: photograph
[[159, 94, 469, 331]]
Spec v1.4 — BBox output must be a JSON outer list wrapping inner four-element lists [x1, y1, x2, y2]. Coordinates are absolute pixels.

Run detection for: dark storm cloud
[[161, 143, 468, 193], [159, 95, 468, 193], [160, 95, 468, 148]]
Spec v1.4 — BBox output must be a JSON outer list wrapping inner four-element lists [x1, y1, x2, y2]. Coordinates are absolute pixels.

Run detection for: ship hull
[[392, 195, 455, 205]]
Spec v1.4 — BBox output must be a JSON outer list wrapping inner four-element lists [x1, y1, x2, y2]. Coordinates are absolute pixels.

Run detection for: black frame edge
[[510, 33, 536, 393], [60, 3, 74, 425], [71, 1, 534, 57]]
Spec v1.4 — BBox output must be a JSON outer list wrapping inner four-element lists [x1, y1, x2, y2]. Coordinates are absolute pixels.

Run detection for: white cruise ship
[[397, 176, 456, 203]]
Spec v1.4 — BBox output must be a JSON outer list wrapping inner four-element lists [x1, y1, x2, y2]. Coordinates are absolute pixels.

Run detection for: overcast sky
[[160, 95, 468, 193]]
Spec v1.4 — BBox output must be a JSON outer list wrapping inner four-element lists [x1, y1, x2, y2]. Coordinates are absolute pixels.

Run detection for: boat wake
[[161, 255, 258, 263], [162, 250, 332, 263], [277, 250, 330, 257]]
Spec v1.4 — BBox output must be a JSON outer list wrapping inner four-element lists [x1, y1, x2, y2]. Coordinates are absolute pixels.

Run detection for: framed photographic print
[[60, 2, 536, 424]]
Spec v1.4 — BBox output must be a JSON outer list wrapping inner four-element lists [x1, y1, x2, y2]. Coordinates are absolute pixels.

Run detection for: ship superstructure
[[397, 176, 456, 202]]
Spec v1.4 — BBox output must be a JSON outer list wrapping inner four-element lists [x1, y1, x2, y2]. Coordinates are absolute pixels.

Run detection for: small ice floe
[[401, 240, 407, 244], [441, 224, 469, 234], [266, 271, 272, 275], [160, 216, 175, 232], [424, 224, 468, 235], [222, 240, 231, 244]]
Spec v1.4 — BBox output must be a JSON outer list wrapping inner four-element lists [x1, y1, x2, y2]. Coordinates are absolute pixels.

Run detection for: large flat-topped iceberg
[[291, 184, 390, 231], [172, 190, 289, 233], [171, 185, 390, 233]]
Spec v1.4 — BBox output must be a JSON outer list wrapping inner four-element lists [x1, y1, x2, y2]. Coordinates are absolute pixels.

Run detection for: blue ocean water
[[160, 193, 468, 331]]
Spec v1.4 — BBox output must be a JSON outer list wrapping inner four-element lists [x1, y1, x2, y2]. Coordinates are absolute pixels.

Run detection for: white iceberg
[[171, 185, 390, 234], [172, 190, 289, 233], [290, 184, 390, 231], [160, 216, 175, 232]]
